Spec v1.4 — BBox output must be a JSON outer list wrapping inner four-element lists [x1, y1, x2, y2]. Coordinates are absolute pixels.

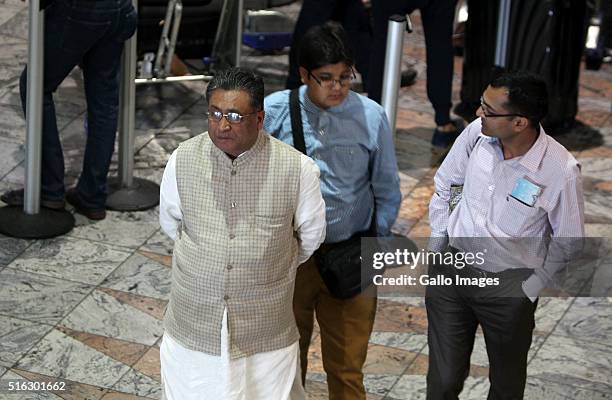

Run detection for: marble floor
[[0, 1, 611, 399]]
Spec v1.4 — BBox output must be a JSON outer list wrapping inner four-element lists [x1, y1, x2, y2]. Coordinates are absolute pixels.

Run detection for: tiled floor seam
[[379, 342, 428, 400], [527, 295, 578, 366], [0, 233, 33, 268], [4, 242, 151, 390], [0, 322, 56, 371], [134, 94, 203, 155], [5, 243, 148, 376]]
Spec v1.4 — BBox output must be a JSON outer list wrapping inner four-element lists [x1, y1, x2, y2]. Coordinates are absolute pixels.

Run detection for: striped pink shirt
[[429, 118, 585, 297]]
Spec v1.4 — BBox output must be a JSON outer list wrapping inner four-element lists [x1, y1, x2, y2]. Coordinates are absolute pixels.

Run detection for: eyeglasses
[[207, 110, 258, 124], [479, 96, 525, 119], [308, 68, 356, 88]]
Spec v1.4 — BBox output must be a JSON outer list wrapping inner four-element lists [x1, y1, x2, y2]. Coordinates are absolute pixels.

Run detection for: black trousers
[[285, 0, 372, 89], [367, 0, 456, 126], [425, 264, 538, 400]]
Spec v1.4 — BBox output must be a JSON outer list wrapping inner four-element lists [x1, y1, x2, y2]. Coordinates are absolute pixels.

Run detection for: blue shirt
[[264, 86, 401, 243]]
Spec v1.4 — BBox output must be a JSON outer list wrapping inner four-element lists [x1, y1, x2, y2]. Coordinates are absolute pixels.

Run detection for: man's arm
[[159, 150, 183, 240], [369, 112, 401, 236], [522, 166, 585, 300], [428, 120, 482, 251], [295, 154, 326, 264]]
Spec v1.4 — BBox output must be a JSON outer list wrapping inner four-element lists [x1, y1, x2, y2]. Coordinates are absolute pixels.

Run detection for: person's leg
[[474, 295, 538, 400], [367, 0, 419, 102], [77, 1, 136, 209], [315, 283, 377, 399], [286, 0, 338, 89], [420, 0, 457, 127], [425, 267, 478, 400], [293, 258, 324, 385], [18, 0, 98, 201]]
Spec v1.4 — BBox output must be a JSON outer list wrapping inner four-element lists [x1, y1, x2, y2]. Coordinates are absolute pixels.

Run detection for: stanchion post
[[23, 0, 44, 215], [0, 0, 74, 239], [118, 11, 137, 189], [381, 15, 407, 141], [106, 0, 161, 211], [494, 0, 512, 68]]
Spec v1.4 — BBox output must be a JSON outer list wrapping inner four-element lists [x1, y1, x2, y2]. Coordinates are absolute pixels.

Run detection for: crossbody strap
[[289, 89, 307, 155]]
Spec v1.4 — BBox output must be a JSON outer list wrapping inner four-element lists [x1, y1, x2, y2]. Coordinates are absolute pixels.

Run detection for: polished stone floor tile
[[363, 374, 401, 398], [69, 208, 160, 249], [528, 333, 612, 393], [134, 84, 201, 133], [97, 288, 167, 321], [0, 268, 91, 324], [525, 376, 612, 400], [553, 297, 612, 342], [0, 316, 51, 368], [0, 4, 24, 27], [0, 134, 23, 179], [100, 392, 155, 400], [56, 326, 148, 367], [139, 229, 174, 257], [112, 369, 162, 400], [363, 344, 418, 375], [0, 369, 64, 399], [9, 237, 132, 286], [0, 234, 28, 268], [101, 252, 171, 300], [533, 297, 575, 334], [132, 347, 160, 383], [386, 375, 490, 400], [579, 157, 612, 182], [386, 374, 427, 399], [0, 104, 74, 145], [369, 332, 427, 354], [61, 289, 163, 346], [15, 328, 130, 389], [373, 299, 428, 334], [12, 368, 107, 400]]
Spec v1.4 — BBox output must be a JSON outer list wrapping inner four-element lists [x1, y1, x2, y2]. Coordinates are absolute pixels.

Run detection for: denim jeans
[[20, 0, 137, 209]]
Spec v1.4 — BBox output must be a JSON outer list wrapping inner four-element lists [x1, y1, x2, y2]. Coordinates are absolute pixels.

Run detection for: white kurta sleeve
[[294, 154, 326, 264], [159, 150, 183, 241]]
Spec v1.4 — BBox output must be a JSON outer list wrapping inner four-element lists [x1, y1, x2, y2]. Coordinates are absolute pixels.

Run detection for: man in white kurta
[[158, 68, 326, 400]]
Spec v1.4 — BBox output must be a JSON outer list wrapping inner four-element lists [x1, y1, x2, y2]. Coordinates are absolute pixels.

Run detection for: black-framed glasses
[[479, 96, 525, 118], [308, 68, 356, 88], [206, 110, 258, 124]]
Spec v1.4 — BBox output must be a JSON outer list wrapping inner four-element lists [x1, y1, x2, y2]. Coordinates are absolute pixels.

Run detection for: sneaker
[[65, 188, 106, 220], [0, 189, 65, 210], [431, 120, 465, 148]]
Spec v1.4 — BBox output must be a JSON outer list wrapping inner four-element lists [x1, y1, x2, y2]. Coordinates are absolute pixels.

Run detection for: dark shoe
[[65, 188, 106, 220], [0, 189, 65, 210], [431, 120, 465, 148], [400, 68, 418, 87]]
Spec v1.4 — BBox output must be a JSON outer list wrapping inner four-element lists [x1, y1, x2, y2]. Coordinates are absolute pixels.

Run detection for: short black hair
[[298, 21, 354, 71], [206, 67, 264, 111], [490, 71, 548, 129]]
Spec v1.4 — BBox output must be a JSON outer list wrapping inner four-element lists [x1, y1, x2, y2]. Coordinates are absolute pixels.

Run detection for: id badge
[[510, 177, 543, 207]]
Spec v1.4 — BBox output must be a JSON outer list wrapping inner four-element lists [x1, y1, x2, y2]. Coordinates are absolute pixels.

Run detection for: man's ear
[[514, 116, 530, 132], [298, 67, 309, 84], [257, 110, 265, 131]]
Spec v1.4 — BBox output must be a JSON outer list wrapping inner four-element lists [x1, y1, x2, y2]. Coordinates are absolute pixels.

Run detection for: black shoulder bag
[[289, 89, 377, 299]]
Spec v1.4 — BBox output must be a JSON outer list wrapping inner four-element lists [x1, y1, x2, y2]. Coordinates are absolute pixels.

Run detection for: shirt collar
[[518, 126, 548, 173]]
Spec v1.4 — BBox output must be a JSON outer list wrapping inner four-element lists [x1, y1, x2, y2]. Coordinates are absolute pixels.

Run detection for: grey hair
[[205, 67, 264, 111]]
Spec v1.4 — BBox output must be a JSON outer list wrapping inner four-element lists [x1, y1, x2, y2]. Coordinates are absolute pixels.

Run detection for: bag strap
[[289, 89, 307, 155], [289, 88, 378, 236]]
